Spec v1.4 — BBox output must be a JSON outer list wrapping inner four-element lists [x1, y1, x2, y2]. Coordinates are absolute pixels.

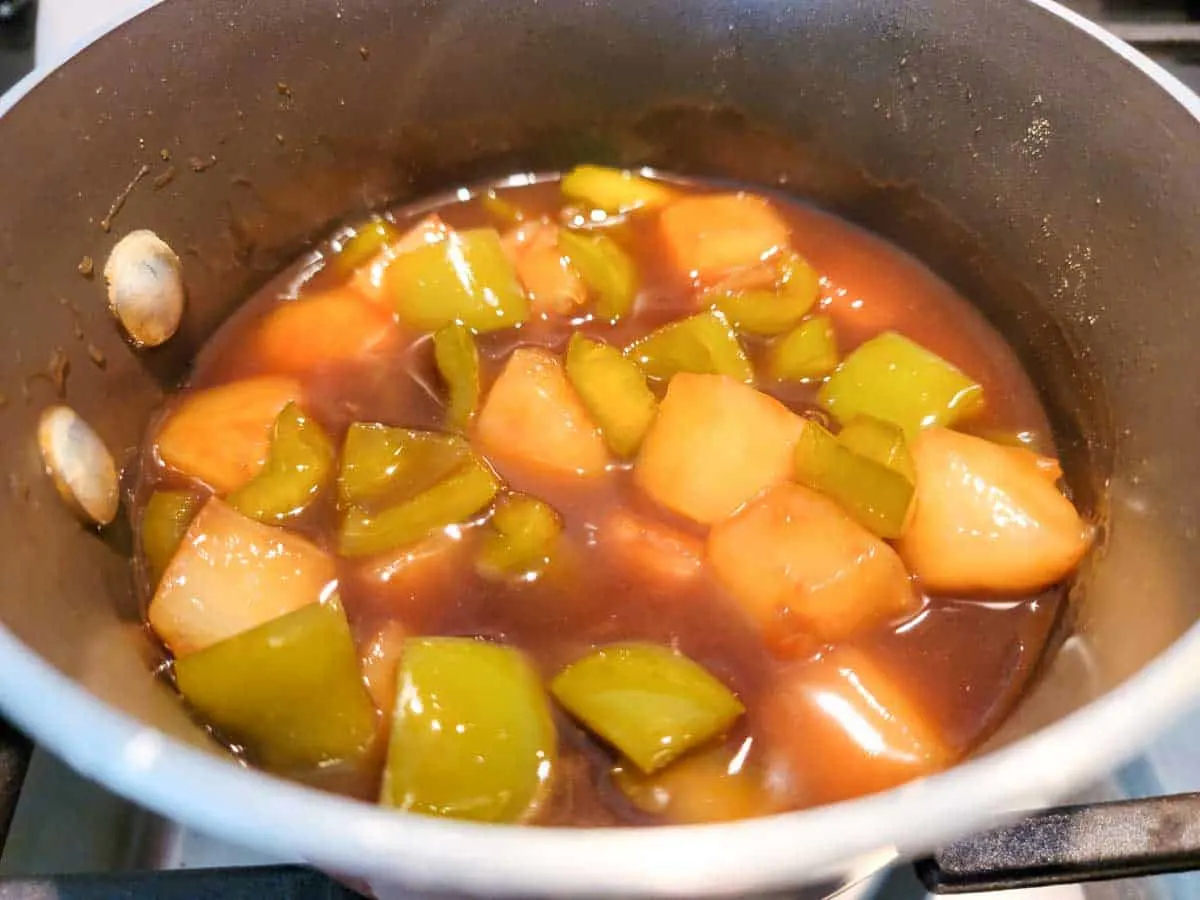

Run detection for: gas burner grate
[[0, 720, 29, 853]]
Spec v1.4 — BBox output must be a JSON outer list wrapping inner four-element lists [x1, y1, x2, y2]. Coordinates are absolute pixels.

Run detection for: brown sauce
[[132, 174, 1063, 826]]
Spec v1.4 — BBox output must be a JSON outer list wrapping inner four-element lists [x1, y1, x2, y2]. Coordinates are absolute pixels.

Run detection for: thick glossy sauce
[[134, 176, 1062, 826]]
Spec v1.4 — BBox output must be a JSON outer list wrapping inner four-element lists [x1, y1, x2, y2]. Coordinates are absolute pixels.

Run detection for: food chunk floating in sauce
[[551, 642, 745, 775], [707, 484, 917, 652], [154, 376, 303, 493], [250, 287, 397, 375], [476, 347, 609, 478], [225, 403, 335, 524], [763, 648, 954, 807], [897, 428, 1093, 594], [384, 228, 528, 333], [565, 334, 658, 458], [174, 598, 377, 771], [381, 638, 556, 823], [659, 192, 791, 283], [613, 742, 776, 824], [124, 166, 1093, 826], [634, 373, 803, 524], [502, 221, 588, 316], [148, 497, 336, 657]]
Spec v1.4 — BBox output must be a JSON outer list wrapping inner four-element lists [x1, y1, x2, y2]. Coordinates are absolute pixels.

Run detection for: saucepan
[[0, 0, 1198, 896]]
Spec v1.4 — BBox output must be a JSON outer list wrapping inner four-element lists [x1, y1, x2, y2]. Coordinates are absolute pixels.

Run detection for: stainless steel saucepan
[[0, 1, 1198, 896]]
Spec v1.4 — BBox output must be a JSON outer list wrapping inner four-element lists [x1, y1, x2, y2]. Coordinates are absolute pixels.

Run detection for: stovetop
[[1, 1, 1199, 898], [0, 0, 32, 94]]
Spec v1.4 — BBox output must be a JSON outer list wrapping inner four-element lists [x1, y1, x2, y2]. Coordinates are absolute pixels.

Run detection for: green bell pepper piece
[[550, 642, 744, 774], [711, 253, 820, 336], [565, 334, 658, 458], [226, 403, 335, 523], [769, 314, 839, 381], [339, 453, 500, 558], [338, 424, 470, 510], [174, 599, 377, 771], [329, 217, 400, 280], [557, 230, 638, 320], [818, 331, 984, 437], [625, 311, 754, 385], [381, 637, 556, 822], [837, 415, 916, 482], [477, 493, 562, 579], [141, 490, 203, 586], [386, 228, 528, 333], [793, 421, 915, 539], [432, 324, 481, 432], [560, 165, 675, 214]]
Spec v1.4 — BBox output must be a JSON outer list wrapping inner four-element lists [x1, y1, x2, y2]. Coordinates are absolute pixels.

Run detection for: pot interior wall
[[0, 0, 1197, 761]]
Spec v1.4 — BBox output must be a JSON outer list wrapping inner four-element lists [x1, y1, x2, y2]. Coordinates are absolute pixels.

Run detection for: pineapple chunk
[[659, 193, 790, 283], [763, 648, 954, 806], [350, 533, 466, 625], [252, 288, 397, 375], [707, 483, 917, 652], [155, 376, 303, 493], [597, 508, 705, 587], [476, 347, 609, 477], [501, 222, 587, 315], [360, 621, 409, 717], [613, 743, 775, 823], [634, 374, 803, 524], [149, 498, 336, 657], [896, 428, 1092, 594]]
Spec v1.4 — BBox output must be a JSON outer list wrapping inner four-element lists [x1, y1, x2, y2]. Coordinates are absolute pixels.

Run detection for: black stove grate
[[0, 721, 29, 856], [0, 0, 32, 95]]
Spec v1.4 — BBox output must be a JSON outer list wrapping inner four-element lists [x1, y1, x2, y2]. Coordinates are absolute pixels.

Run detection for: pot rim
[[2, 1, 1199, 895]]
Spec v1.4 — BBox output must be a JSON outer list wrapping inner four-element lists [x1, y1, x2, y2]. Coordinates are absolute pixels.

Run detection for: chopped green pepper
[[385, 228, 528, 333], [141, 490, 203, 585], [769, 314, 839, 381], [174, 599, 377, 771], [477, 493, 563, 579], [381, 637, 556, 822], [432, 324, 481, 432], [481, 189, 525, 227], [837, 415, 916, 482], [557, 230, 638, 320], [330, 217, 400, 280], [625, 311, 754, 385], [818, 331, 984, 437], [560, 165, 675, 214], [564, 334, 658, 457], [338, 424, 470, 509], [226, 403, 335, 523], [793, 421, 915, 539], [339, 453, 499, 558], [711, 253, 820, 336], [550, 642, 744, 774]]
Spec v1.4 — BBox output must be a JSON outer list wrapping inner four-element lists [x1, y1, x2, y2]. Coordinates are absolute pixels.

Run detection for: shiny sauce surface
[[134, 176, 1063, 826]]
